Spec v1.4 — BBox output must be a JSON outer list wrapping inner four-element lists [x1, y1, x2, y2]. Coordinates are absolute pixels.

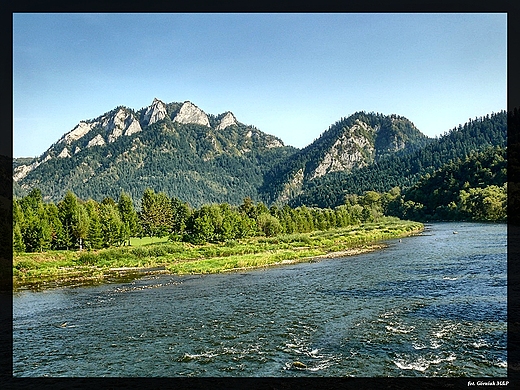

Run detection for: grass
[[129, 236, 169, 247], [13, 217, 423, 290]]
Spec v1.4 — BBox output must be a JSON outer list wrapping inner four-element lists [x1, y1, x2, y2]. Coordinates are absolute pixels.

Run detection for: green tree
[[239, 197, 256, 219], [58, 190, 79, 250], [85, 199, 103, 250], [170, 196, 191, 240], [458, 185, 506, 221], [13, 199, 25, 253], [19, 189, 52, 252], [186, 206, 215, 244], [217, 203, 238, 241], [140, 188, 173, 237], [45, 203, 66, 250], [118, 192, 139, 245], [72, 203, 90, 251], [256, 213, 282, 237], [99, 202, 124, 247]]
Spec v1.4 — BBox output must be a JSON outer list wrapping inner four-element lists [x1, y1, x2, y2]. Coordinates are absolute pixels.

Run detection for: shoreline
[[13, 220, 423, 291], [12, 243, 393, 292], [207, 243, 388, 274]]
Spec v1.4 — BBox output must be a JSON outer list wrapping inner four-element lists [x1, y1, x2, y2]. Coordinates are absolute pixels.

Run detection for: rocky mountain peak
[[216, 112, 238, 130], [143, 98, 167, 127], [173, 101, 210, 127], [310, 122, 375, 179], [59, 121, 94, 145], [106, 108, 142, 143]]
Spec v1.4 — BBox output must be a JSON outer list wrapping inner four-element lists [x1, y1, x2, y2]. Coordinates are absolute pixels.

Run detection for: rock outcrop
[[61, 122, 93, 144], [87, 134, 106, 148], [310, 120, 375, 179], [216, 112, 237, 130], [14, 155, 51, 181], [106, 108, 142, 142], [173, 101, 210, 127], [142, 98, 167, 127], [57, 147, 70, 158]]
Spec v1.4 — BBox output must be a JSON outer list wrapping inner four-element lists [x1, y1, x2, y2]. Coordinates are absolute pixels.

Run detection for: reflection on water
[[13, 222, 506, 377]]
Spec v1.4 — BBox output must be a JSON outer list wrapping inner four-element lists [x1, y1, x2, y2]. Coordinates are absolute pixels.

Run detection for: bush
[[77, 252, 98, 265], [130, 247, 149, 259], [149, 246, 168, 257]]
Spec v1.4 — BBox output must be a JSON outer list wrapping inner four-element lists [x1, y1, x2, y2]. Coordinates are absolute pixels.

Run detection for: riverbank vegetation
[[13, 186, 409, 254], [13, 218, 423, 289], [333, 147, 506, 223]]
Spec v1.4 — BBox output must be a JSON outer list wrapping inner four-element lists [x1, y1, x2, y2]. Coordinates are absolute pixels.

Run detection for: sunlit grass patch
[[130, 236, 169, 246]]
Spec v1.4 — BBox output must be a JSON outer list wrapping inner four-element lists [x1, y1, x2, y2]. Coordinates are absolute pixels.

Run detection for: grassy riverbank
[[13, 217, 423, 290]]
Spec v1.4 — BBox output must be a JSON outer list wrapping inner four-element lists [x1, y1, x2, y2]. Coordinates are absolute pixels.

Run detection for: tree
[[186, 206, 215, 244], [239, 197, 256, 219], [45, 203, 66, 250], [85, 199, 103, 250], [256, 213, 282, 237], [13, 199, 25, 253], [458, 185, 506, 221], [217, 203, 238, 241], [72, 203, 90, 251], [170, 196, 190, 240], [140, 188, 173, 237], [99, 202, 124, 247], [19, 189, 52, 252], [58, 191, 79, 250], [118, 192, 139, 245]]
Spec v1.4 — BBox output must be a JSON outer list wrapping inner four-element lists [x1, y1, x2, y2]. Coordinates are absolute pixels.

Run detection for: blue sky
[[13, 13, 506, 158]]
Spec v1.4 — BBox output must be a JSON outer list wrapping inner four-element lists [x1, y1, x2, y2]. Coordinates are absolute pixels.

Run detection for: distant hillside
[[287, 112, 507, 208], [14, 99, 296, 207], [13, 99, 506, 210], [259, 111, 432, 205], [390, 146, 507, 221]]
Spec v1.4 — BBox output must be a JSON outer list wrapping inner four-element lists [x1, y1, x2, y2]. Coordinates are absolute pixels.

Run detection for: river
[[13, 222, 507, 377]]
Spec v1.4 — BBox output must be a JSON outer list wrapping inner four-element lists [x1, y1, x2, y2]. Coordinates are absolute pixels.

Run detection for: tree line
[[14, 139, 507, 254], [342, 147, 507, 223], [13, 188, 379, 253]]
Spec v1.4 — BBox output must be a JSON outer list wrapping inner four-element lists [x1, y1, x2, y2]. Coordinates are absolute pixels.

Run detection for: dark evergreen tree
[[118, 191, 139, 245], [99, 202, 124, 247], [85, 199, 103, 250], [58, 190, 79, 250]]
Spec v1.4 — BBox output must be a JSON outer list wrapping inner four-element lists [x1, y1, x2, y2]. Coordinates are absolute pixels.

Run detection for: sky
[[13, 13, 507, 158]]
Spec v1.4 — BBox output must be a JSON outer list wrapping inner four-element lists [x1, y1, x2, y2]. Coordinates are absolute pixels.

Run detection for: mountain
[[259, 111, 432, 204], [286, 111, 507, 208], [14, 99, 296, 206], [13, 99, 507, 210]]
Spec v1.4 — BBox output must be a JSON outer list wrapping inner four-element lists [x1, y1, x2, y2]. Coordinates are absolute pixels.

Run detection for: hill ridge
[[13, 100, 506, 209]]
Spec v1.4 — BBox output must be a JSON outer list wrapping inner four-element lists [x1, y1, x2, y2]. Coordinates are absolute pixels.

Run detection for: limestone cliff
[[216, 112, 238, 130], [106, 108, 143, 142], [173, 101, 210, 127], [142, 98, 167, 126], [310, 120, 375, 179]]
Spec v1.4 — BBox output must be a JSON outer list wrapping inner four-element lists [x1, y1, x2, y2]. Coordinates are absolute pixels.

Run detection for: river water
[[13, 222, 507, 377]]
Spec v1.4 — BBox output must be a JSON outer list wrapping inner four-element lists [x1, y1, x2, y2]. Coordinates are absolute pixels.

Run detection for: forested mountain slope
[[259, 111, 432, 204], [14, 99, 296, 207], [287, 112, 507, 208], [14, 98, 506, 211], [386, 146, 507, 221]]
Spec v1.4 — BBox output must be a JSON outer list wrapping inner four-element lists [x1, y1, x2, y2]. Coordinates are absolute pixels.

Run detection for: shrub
[[77, 252, 98, 265]]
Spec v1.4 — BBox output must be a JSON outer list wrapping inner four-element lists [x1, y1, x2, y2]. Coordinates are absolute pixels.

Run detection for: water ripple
[[13, 222, 507, 377]]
